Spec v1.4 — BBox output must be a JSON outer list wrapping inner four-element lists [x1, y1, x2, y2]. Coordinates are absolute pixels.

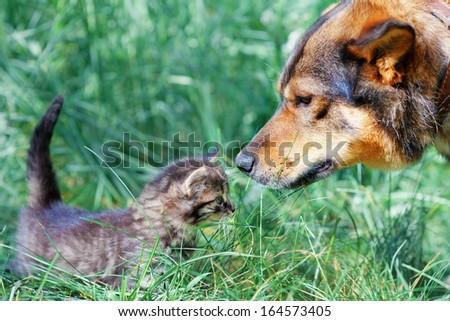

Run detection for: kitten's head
[[154, 154, 235, 225]]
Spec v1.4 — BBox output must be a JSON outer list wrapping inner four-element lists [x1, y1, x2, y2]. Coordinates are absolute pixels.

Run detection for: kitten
[[9, 96, 235, 287]]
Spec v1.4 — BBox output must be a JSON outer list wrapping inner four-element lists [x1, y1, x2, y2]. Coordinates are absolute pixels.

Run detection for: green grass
[[0, 0, 449, 301]]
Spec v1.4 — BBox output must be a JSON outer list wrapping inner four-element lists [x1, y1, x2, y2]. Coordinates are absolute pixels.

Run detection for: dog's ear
[[321, 3, 338, 16], [347, 20, 415, 86]]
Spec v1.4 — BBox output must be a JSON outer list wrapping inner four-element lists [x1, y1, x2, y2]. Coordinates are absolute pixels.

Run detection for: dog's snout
[[235, 152, 255, 173]]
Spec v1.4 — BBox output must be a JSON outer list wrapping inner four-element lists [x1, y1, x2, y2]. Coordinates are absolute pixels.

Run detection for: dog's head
[[236, 0, 445, 188]]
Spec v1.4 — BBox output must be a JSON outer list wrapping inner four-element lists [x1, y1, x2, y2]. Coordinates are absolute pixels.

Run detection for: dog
[[235, 0, 450, 188]]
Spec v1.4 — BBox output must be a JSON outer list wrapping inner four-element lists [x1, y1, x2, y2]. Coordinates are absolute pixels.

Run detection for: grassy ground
[[0, 0, 449, 301]]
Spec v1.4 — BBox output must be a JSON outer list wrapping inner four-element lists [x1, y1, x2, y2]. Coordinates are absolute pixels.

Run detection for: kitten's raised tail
[[27, 96, 64, 211]]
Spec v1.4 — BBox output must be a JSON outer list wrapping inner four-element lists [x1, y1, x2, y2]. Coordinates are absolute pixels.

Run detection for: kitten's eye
[[214, 196, 223, 205], [295, 96, 312, 107]]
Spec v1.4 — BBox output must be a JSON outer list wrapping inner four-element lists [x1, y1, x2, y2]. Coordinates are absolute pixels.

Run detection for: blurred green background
[[0, 0, 449, 300]]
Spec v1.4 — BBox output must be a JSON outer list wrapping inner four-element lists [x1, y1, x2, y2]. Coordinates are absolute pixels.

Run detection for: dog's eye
[[295, 96, 312, 107]]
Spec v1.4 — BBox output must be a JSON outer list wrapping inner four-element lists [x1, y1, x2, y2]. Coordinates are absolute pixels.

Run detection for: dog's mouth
[[267, 159, 336, 189], [285, 159, 336, 188], [236, 148, 337, 189]]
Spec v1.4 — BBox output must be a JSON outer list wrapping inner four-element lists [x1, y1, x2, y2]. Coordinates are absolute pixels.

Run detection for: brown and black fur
[[10, 96, 235, 287], [236, 0, 450, 188]]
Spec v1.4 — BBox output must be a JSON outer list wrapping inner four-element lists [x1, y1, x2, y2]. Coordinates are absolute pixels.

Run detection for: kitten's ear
[[346, 20, 415, 86], [205, 148, 219, 162], [184, 166, 208, 197]]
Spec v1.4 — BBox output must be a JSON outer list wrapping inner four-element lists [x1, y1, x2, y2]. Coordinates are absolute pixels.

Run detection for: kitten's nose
[[235, 152, 254, 173], [228, 201, 235, 213]]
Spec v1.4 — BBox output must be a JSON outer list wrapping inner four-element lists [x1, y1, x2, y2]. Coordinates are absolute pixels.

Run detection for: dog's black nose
[[235, 152, 255, 173]]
